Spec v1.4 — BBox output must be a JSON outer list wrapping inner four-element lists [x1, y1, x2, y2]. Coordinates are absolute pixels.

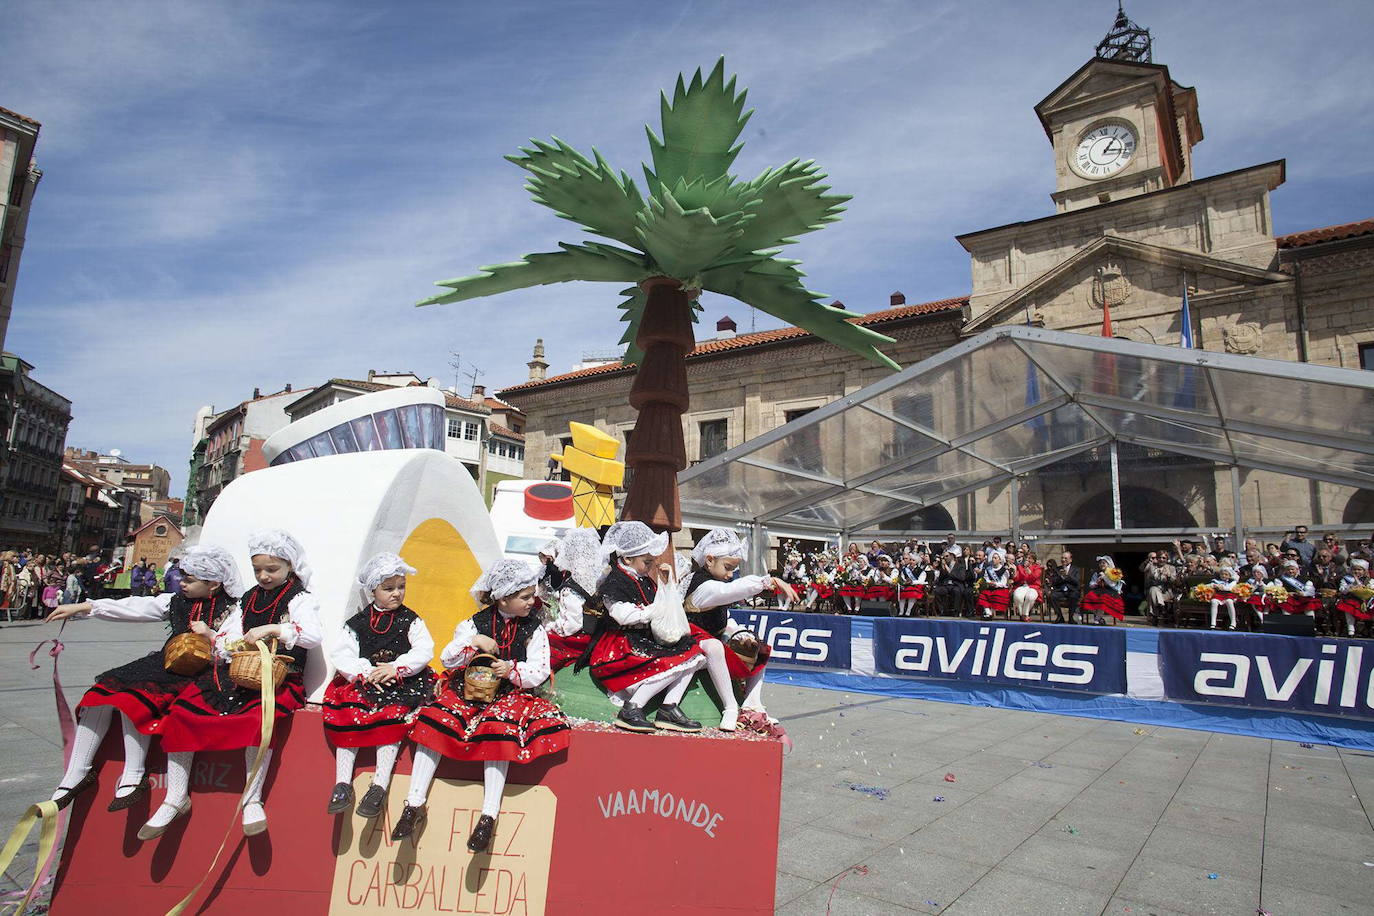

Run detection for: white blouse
[[551, 586, 586, 637], [440, 612, 552, 690], [212, 591, 323, 661], [330, 610, 435, 679]]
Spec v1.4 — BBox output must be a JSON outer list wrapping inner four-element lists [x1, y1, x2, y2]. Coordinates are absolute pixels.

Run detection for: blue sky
[[3, 0, 1371, 497]]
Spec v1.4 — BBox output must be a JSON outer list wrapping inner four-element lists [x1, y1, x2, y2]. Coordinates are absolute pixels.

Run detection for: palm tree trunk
[[621, 276, 693, 532]]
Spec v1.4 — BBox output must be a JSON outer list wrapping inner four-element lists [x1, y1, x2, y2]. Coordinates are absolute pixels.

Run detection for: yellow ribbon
[[0, 799, 59, 915], [164, 639, 278, 916]]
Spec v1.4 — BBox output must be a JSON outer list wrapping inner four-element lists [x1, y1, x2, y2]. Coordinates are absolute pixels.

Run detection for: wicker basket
[[727, 629, 761, 668], [229, 639, 291, 691], [1352, 586, 1374, 602], [462, 653, 503, 703], [163, 632, 214, 676]]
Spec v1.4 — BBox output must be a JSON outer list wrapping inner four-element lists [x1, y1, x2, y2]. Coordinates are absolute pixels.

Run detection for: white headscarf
[[470, 558, 541, 602], [554, 528, 605, 594], [692, 527, 747, 568], [1354, 559, 1370, 571], [357, 552, 417, 593], [247, 529, 313, 588], [538, 538, 560, 560], [601, 521, 668, 565], [1095, 555, 1114, 568], [179, 544, 244, 599]]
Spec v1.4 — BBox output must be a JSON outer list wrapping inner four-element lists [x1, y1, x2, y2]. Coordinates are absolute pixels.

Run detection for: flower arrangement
[[1234, 583, 1254, 600], [814, 572, 830, 587], [1190, 584, 1216, 602], [1264, 583, 1290, 602], [1106, 567, 1124, 583]]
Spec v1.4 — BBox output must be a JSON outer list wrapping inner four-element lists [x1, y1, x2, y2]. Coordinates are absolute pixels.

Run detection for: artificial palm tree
[[420, 58, 897, 531]]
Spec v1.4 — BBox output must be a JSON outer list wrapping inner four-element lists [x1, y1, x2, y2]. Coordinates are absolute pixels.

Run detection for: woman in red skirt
[[682, 528, 796, 731], [896, 552, 927, 617], [324, 553, 435, 819], [397, 559, 570, 852], [545, 528, 603, 672], [42, 544, 241, 813], [977, 551, 1013, 619], [1081, 555, 1126, 624], [1337, 559, 1374, 636], [1278, 560, 1323, 617], [580, 521, 706, 733], [149, 529, 322, 839]]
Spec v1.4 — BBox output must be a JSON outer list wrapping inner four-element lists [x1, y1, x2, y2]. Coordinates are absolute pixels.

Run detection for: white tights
[[335, 742, 401, 788], [405, 748, 508, 818], [697, 638, 739, 715], [53, 706, 151, 800], [844, 595, 861, 613], [144, 750, 194, 829], [628, 661, 698, 709], [1210, 599, 1237, 628]]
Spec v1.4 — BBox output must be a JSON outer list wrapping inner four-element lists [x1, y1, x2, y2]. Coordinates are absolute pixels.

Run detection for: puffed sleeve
[[552, 587, 585, 637], [280, 592, 323, 651], [88, 593, 174, 622], [606, 599, 653, 627], [212, 607, 244, 661], [440, 618, 480, 669], [688, 574, 771, 610], [510, 625, 551, 689], [330, 625, 370, 679], [395, 617, 435, 677]]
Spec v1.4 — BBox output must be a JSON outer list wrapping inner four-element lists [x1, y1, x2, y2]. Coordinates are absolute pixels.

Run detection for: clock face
[[1073, 123, 1137, 179]]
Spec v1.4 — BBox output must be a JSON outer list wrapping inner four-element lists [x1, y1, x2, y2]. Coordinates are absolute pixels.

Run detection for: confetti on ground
[[924, 901, 939, 907], [837, 780, 890, 801], [1029, 761, 1054, 769], [825, 865, 869, 914], [932, 795, 946, 802], [1257, 908, 1273, 916], [1133, 728, 1147, 735], [1300, 742, 1314, 748], [943, 773, 957, 782], [1282, 765, 1302, 770], [1363, 862, 1374, 867], [1065, 826, 1080, 835], [1207, 873, 1218, 880]]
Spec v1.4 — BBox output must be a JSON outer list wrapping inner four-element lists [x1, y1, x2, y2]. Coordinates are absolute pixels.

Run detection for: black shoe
[[355, 783, 387, 819], [391, 803, 426, 841], [467, 814, 496, 853], [654, 704, 702, 732], [327, 782, 355, 815], [613, 703, 657, 733], [52, 771, 97, 811], [107, 775, 151, 812]]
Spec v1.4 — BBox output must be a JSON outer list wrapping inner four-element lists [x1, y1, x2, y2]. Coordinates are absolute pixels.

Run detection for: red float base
[[48, 709, 781, 914]]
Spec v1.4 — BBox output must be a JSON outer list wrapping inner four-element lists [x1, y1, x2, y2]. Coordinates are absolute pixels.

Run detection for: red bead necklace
[[369, 603, 395, 634], [189, 594, 220, 625], [620, 564, 650, 604], [244, 577, 292, 621], [489, 608, 520, 657]]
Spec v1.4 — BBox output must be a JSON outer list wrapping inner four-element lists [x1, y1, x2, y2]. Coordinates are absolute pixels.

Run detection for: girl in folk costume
[[806, 553, 836, 612], [780, 550, 808, 610], [1207, 561, 1240, 630], [545, 528, 603, 672], [838, 554, 869, 613], [976, 550, 1012, 619], [580, 521, 706, 734], [1081, 556, 1126, 624], [151, 530, 323, 839], [866, 554, 899, 607], [1336, 559, 1374, 636], [397, 559, 570, 852], [896, 552, 927, 617], [682, 528, 797, 730], [1240, 563, 1270, 625], [43, 545, 240, 813], [324, 553, 435, 819], [1011, 551, 1044, 622], [1278, 559, 1322, 618]]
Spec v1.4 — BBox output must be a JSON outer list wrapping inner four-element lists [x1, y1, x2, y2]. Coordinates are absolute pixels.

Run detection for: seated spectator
[[1141, 552, 1178, 625]]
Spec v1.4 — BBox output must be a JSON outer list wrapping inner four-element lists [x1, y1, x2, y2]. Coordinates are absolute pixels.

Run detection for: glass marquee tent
[[677, 325, 1374, 543]]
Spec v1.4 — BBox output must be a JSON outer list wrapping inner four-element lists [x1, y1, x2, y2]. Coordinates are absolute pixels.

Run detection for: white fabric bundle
[[601, 521, 668, 564], [357, 552, 417, 593], [554, 528, 605, 594], [692, 527, 747, 568], [179, 544, 244, 598], [470, 558, 541, 602], [247, 529, 313, 588]]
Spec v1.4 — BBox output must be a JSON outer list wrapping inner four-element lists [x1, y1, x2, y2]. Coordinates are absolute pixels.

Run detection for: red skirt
[[548, 632, 591, 672], [76, 650, 199, 734], [977, 587, 1011, 613], [865, 585, 896, 601], [587, 629, 702, 693], [688, 624, 770, 680], [322, 671, 434, 748], [1081, 589, 1125, 620], [159, 668, 306, 752], [811, 584, 835, 599], [900, 585, 925, 600], [409, 677, 569, 764], [1282, 595, 1323, 615], [838, 585, 864, 598], [1337, 597, 1373, 621]]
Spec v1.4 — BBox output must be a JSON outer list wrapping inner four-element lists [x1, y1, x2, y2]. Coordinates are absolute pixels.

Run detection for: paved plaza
[[2, 618, 1372, 914]]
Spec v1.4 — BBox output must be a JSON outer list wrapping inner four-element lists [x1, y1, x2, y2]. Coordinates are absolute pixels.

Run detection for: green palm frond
[[420, 242, 647, 306], [701, 260, 898, 370], [507, 138, 645, 248], [644, 57, 753, 194], [732, 159, 850, 255], [665, 174, 759, 224], [635, 188, 747, 282]]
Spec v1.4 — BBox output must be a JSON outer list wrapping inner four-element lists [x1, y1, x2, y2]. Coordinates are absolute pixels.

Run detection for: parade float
[[33, 58, 882, 914]]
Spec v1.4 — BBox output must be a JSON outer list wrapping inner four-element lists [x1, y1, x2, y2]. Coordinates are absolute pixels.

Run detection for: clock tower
[[1035, 4, 1203, 213]]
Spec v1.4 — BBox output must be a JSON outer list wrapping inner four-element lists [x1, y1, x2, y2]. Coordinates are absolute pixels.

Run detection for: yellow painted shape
[[553, 446, 625, 486], [569, 420, 620, 459], [399, 518, 483, 672], [571, 477, 617, 528]]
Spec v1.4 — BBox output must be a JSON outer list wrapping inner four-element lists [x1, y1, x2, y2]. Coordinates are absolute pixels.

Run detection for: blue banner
[[872, 618, 1127, 695], [732, 609, 851, 670], [1158, 631, 1374, 721]]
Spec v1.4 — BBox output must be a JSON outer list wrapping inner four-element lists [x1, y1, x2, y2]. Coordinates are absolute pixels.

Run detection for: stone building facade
[[497, 42, 1374, 547]]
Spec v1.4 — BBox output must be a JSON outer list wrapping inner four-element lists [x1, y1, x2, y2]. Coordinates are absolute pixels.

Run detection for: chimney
[[716, 315, 737, 339], [890, 291, 906, 306], [526, 338, 549, 381], [284, 383, 291, 392], [472, 384, 487, 398], [367, 369, 376, 381], [252, 387, 261, 399]]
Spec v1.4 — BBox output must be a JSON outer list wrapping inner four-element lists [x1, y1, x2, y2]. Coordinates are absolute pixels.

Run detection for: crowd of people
[[0, 547, 178, 620], [42, 522, 787, 855], [765, 526, 1374, 636]]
